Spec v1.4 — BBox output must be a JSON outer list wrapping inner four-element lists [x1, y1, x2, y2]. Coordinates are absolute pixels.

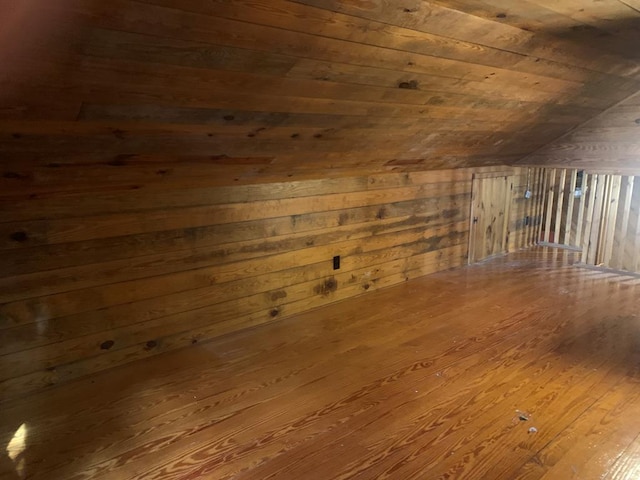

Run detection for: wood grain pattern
[[543, 168, 640, 273], [508, 169, 546, 251], [1, 0, 640, 175], [583, 174, 600, 263], [554, 168, 568, 244], [521, 91, 640, 173], [1, 167, 500, 400], [469, 174, 510, 262], [613, 175, 635, 268], [543, 169, 557, 243], [2, 248, 640, 480], [564, 169, 578, 246]]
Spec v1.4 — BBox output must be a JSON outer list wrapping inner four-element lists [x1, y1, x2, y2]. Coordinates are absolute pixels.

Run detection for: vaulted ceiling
[[521, 90, 640, 172], [2, 0, 640, 180]]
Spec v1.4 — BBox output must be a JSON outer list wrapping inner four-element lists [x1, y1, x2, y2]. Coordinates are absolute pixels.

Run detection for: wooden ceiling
[[2, 0, 640, 179], [520, 90, 640, 172]]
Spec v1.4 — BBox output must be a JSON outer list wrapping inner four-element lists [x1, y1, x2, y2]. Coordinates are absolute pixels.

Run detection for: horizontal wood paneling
[[521, 91, 640, 173], [2, 0, 640, 400], [1, 0, 640, 173], [0, 167, 499, 400]]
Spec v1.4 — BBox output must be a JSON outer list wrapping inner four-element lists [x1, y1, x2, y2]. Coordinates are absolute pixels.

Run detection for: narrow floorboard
[[2, 247, 640, 479]]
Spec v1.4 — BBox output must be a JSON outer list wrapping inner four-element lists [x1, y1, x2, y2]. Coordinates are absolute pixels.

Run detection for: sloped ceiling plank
[[518, 91, 640, 172], [0, 0, 639, 180]]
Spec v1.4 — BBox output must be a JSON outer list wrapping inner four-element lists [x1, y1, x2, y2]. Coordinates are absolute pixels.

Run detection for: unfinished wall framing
[[579, 173, 640, 272], [507, 167, 547, 253], [536, 167, 640, 274]]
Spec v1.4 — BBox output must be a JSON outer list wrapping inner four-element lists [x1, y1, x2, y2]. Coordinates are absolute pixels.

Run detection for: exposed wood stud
[[602, 175, 622, 266], [634, 186, 640, 272], [535, 168, 547, 244], [582, 174, 599, 264], [575, 173, 588, 248], [587, 174, 606, 265], [564, 169, 578, 246], [554, 168, 568, 244], [544, 169, 557, 243], [613, 176, 634, 269]]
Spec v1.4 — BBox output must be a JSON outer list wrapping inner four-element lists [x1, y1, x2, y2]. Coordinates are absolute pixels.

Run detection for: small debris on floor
[[514, 409, 531, 423], [529, 427, 538, 434]]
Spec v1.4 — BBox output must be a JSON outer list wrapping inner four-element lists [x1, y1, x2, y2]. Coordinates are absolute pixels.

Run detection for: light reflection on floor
[[6, 423, 28, 478]]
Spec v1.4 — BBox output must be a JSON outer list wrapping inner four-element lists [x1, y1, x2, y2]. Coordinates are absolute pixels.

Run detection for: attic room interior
[[2, 0, 640, 478]]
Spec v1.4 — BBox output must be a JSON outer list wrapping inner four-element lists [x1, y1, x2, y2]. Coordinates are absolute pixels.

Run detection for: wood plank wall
[[2, 1, 640, 174], [521, 91, 640, 173], [0, 165, 541, 401], [3, 0, 639, 403], [470, 167, 547, 258], [0, 168, 463, 401]]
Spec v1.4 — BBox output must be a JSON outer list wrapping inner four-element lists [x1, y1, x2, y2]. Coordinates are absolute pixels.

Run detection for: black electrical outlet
[[333, 255, 340, 270]]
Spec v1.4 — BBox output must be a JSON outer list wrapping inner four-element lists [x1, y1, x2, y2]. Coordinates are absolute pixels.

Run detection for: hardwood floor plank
[[512, 361, 640, 479], [2, 249, 640, 479]]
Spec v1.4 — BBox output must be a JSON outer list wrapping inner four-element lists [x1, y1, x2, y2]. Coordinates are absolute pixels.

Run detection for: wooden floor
[[2, 247, 640, 480]]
